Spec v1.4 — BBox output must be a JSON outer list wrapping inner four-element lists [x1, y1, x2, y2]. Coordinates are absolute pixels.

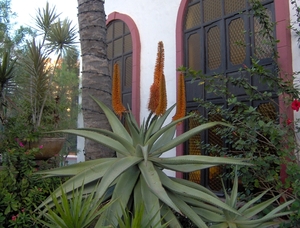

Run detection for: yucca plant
[[37, 96, 251, 227], [200, 167, 294, 228], [18, 2, 77, 131]]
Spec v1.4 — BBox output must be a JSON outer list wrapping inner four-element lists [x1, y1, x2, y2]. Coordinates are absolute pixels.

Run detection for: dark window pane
[[125, 56, 132, 89], [185, 3, 201, 29], [107, 25, 113, 41], [188, 33, 201, 70], [124, 34, 132, 53], [114, 21, 123, 37], [229, 17, 246, 65], [107, 42, 113, 59], [113, 38, 123, 57], [203, 0, 222, 23], [224, 0, 246, 15], [207, 26, 221, 70], [188, 111, 202, 184]]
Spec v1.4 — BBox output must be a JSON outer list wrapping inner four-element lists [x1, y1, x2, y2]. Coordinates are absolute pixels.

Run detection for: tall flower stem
[[173, 72, 186, 122], [148, 41, 165, 113], [112, 63, 126, 117]]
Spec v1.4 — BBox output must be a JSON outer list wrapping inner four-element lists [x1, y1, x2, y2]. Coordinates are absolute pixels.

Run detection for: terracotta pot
[[29, 137, 65, 160]]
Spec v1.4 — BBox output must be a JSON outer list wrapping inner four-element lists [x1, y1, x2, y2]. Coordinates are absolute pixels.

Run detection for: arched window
[[107, 20, 133, 109], [181, 0, 276, 192], [106, 13, 141, 123]]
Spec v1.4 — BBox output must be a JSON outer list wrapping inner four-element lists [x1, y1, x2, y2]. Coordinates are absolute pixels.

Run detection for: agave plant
[[38, 96, 251, 227], [200, 167, 294, 228]]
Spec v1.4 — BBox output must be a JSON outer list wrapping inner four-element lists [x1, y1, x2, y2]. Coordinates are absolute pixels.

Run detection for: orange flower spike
[[112, 63, 126, 117], [155, 73, 167, 116], [172, 73, 186, 122], [148, 41, 165, 112]]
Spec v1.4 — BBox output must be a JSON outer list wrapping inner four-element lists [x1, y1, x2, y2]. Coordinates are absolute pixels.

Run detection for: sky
[[11, 0, 79, 37]]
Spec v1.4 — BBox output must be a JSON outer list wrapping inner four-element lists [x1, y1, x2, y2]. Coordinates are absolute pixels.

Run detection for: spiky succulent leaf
[[55, 129, 131, 156], [150, 122, 231, 156], [97, 166, 140, 227], [91, 96, 132, 142], [138, 161, 181, 213]]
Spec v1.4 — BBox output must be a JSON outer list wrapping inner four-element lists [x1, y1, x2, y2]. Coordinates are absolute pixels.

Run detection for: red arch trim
[[107, 12, 141, 124]]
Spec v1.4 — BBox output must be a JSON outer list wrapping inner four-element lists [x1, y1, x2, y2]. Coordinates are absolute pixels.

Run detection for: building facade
[[104, 0, 298, 189]]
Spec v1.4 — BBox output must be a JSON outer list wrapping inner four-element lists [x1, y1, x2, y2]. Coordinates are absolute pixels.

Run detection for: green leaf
[[95, 156, 142, 200], [168, 192, 208, 228], [156, 168, 239, 215], [138, 161, 181, 213], [54, 129, 131, 156], [150, 122, 232, 156], [90, 96, 132, 143], [98, 166, 140, 227]]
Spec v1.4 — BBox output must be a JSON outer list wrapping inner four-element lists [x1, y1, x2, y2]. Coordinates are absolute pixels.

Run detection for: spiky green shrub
[[201, 167, 294, 228]]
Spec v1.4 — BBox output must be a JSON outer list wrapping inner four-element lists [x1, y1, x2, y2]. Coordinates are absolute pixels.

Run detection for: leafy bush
[[0, 135, 61, 227]]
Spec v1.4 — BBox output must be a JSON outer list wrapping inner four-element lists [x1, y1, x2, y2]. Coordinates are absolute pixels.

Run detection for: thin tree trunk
[[77, 0, 114, 159]]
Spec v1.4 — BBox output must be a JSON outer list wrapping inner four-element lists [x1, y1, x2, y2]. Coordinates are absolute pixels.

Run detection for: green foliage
[[0, 138, 61, 227], [37, 97, 250, 228], [38, 183, 111, 228], [178, 0, 300, 226], [206, 167, 294, 228]]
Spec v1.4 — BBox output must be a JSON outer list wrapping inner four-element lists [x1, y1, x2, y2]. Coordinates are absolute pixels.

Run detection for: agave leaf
[[77, 128, 135, 155], [136, 144, 149, 162], [138, 161, 181, 213], [230, 168, 239, 208], [140, 176, 161, 226], [210, 223, 228, 228], [238, 189, 269, 214], [55, 129, 131, 156], [125, 113, 142, 147], [146, 115, 190, 151], [171, 177, 218, 198], [150, 104, 176, 133], [91, 96, 132, 142], [168, 192, 208, 228], [178, 194, 223, 214], [95, 156, 142, 200], [262, 199, 295, 218], [192, 207, 225, 223], [39, 159, 117, 209], [160, 204, 182, 228], [97, 166, 140, 227], [149, 125, 176, 155], [240, 192, 281, 218], [150, 122, 232, 156], [154, 163, 217, 172], [37, 158, 116, 176], [150, 155, 249, 166], [156, 168, 240, 215]]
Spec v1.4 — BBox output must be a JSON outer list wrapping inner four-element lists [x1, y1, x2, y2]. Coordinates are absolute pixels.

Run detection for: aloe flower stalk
[[173, 72, 186, 122], [112, 63, 126, 117], [148, 41, 165, 113], [155, 73, 167, 116]]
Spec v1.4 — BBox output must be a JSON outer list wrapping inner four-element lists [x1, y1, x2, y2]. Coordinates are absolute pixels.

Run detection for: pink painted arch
[[106, 12, 141, 124]]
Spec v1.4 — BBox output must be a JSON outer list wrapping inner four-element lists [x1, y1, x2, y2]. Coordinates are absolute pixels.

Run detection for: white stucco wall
[[105, 1, 182, 176]]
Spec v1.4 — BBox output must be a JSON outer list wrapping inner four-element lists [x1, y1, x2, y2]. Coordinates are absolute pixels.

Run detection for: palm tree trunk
[[77, 0, 114, 159]]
